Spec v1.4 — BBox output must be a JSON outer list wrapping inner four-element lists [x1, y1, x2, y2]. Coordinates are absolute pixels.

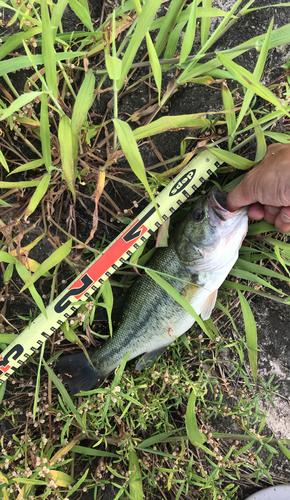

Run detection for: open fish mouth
[[208, 187, 249, 221], [208, 187, 229, 221]]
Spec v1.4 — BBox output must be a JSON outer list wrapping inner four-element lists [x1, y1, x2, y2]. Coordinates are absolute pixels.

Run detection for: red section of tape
[[70, 219, 147, 299]]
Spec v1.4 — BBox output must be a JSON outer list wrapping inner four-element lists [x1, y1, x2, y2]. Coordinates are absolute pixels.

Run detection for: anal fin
[[199, 289, 218, 320], [135, 345, 169, 370]]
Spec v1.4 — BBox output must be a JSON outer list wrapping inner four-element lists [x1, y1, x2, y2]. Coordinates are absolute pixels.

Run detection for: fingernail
[[281, 212, 290, 222], [267, 206, 280, 215]]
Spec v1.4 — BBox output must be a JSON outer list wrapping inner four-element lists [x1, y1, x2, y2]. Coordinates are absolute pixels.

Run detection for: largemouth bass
[[58, 188, 248, 394]]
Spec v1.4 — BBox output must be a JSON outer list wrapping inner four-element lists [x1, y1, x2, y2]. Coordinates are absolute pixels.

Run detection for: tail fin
[[57, 351, 105, 395]]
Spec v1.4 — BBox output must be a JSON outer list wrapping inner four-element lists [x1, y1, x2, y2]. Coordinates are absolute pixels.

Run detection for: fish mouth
[[208, 187, 248, 222]]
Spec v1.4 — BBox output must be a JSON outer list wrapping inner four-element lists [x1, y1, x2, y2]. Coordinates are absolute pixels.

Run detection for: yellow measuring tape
[[0, 150, 220, 385]]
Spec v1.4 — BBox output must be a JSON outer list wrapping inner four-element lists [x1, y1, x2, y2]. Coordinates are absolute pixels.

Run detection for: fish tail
[[57, 351, 105, 395]]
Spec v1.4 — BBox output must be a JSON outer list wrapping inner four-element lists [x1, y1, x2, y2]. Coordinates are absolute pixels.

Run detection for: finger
[[248, 203, 265, 220], [263, 205, 282, 224], [226, 176, 256, 212], [274, 207, 290, 233]]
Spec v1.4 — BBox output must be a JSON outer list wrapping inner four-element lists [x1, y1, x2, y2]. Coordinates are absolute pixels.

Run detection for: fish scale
[[57, 187, 248, 394], [90, 242, 195, 375]]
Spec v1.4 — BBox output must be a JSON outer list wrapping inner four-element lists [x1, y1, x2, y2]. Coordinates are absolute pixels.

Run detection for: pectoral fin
[[135, 345, 169, 370], [200, 290, 218, 320]]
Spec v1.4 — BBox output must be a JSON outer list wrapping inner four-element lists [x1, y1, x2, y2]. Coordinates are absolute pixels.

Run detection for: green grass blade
[[224, 281, 289, 304], [24, 173, 51, 220], [79, 0, 90, 11], [40, 0, 58, 98], [221, 80, 236, 150], [145, 268, 209, 338], [216, 51, 288, 117], [186, 390, 207, 445], [250, 110, 266, 162], [15, 260, 47, 316], [43, 360, 87, 430], [100, 280, 113, 336], [0, 199, 11, 207], [164, 20, 187, 60], [23, 40, 49, 91], [20, 239, 72, 292], [51, 0, 68, 41], [0, 51, 87, 78], [230, 268, 284, 294], [180, 0, 197, 65], [179, 20, 288, 85], [236, 258, 290, 283], [3, 262, 13, 282], [0, 149, 9, 172], [0, 381, 6, 404], [0, 0, 39, 26], [129, 450, 144, 499], [278, 441, 290, 460], [59, 115, 76, 202], [68, 0, 94, 31], [113, 118, 161, 218], [71, 69, 95, 166], [264, 131, 290, 143], [98, 353, 130, 421], [61, 320, 81, 344], [105, 56, 122, 80], [40, 93, 52, 171], [235, 18, 273, 130], [198, 6, 230, 17], [138, 429, 182, 449], [179, 0, 244, 82], [146, 33, 162, 104], [0, 251, 17, 264], [238, 291, 257, 384], [216, 301, 239, 334], [71, 445, 118, 458], [64, 469, 89, 498], [0, 27, 41, 60], [209, 147, 255, 169], [117, 0, 161, 89], [152, 5, 234, 32], [133, 112, 221, 140], [0, 199, 12, 207], [0, 91, 44, 121], [0, 180, 40, 188], [179, 53, 239, 83], [33, 342, 46, 420], [111, 352, 130, 390], [154, 0, 186, 56], [265, 237, 290, 251], [71, 71, 95, 134], [8, 159, 44, 176], [200, 0, 211, 47], [247, 221, 276, 235], [235, 22, 290, 53], [274, 245, 290, 277], [243, 3, 290, 14]]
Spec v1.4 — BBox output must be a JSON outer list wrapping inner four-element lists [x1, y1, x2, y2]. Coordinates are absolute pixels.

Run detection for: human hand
[[226, 143, 290, 233]]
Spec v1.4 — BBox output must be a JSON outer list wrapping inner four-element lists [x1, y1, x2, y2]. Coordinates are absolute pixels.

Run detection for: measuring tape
[[0, 150, 221, 385]]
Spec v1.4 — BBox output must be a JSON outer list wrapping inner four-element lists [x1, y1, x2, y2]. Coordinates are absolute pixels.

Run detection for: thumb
[[226, 180, 255, 212]]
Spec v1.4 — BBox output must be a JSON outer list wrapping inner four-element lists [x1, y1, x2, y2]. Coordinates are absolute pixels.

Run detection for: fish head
[[174, 187, 248, 270]]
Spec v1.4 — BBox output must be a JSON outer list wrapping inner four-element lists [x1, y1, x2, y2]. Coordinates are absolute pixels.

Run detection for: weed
[[1, 0, 290, 499]]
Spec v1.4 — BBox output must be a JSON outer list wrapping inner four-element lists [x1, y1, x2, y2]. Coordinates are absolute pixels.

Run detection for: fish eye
[[193, 208, 204, 221]]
